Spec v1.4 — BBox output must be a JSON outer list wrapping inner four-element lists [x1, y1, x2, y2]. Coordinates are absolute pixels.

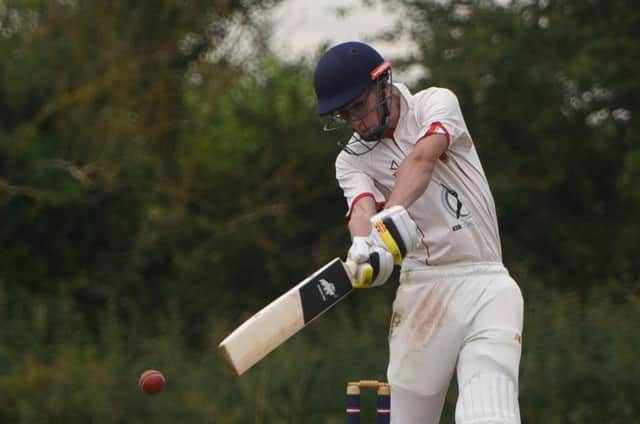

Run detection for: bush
[[2, 279, 638, 422]]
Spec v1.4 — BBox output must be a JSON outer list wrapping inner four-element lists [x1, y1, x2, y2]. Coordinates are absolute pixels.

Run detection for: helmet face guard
[[313, 42, 393, 155], [326, 70, 393, 155]]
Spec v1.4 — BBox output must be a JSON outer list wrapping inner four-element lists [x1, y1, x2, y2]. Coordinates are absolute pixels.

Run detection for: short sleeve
[[335, 153, 386, 218], [414, 87, 472, 150]]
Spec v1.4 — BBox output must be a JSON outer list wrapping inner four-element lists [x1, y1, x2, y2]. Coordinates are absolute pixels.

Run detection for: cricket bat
[[219, 257, 356, 375]]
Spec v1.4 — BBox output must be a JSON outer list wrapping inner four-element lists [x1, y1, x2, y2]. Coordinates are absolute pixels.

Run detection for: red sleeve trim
[[417, 121, 450, 146], [345, 192, 385, 220]]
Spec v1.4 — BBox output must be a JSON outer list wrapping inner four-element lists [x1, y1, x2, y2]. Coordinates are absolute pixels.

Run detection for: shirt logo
[[390, 160, 399, 178], [317, 279, 337, 301], [440, 184, 470, 220]]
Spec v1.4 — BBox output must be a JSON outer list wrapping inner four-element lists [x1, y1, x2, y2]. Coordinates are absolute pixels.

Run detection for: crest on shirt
[[390, 160, 400, 178], [440, 184, 470, 220]]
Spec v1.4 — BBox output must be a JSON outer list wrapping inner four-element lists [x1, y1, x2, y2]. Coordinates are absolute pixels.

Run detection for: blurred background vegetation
[[0, 0, 638, 422]]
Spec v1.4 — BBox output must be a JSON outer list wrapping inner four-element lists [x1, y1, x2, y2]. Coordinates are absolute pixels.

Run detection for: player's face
[[335, 87, 384, 137]]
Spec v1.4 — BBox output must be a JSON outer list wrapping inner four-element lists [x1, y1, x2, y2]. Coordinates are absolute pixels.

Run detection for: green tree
[[0, 0, 280, 325], [370, 1, 640, 421], [376, 0, 639, 288]]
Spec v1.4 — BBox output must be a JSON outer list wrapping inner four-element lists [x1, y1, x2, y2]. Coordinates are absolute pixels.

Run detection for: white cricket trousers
[[387, 262, 524, 424]]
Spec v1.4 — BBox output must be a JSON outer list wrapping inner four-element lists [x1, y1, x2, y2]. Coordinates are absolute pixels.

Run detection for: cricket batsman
[[313, 41, 524, 423]]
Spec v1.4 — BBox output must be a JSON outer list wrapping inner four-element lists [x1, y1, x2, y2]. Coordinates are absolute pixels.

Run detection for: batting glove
[[351, 246, 394, 289], [369, 205, 420, 265], [347, 236, 371, 264]]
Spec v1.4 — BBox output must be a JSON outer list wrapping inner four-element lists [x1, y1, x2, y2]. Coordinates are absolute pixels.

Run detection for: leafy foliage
[[380, 0, 639, 288], [0, 0, 638, 422]]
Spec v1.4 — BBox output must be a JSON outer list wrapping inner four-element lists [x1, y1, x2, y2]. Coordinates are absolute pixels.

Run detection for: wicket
[[346, 380, 390, 424]]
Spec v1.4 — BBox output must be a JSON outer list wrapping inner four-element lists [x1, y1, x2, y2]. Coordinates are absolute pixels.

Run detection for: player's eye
[[351, 100, 366, 112], [338, 101, 365, 122]]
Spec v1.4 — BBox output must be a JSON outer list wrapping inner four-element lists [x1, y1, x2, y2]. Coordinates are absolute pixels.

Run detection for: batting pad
[[455, 373, 520, 424]]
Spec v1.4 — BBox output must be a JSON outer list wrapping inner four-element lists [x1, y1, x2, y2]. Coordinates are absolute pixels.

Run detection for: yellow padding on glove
[[352, 263, 374, 289], [373, 220, 403, 265]]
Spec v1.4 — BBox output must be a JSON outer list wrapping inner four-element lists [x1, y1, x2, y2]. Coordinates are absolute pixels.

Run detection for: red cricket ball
[[138, 369, 166, 395]]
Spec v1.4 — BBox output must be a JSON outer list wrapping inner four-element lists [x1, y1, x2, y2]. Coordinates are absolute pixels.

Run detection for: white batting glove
[[347, 236, 371, 264], [370, 205, 421, 265], [351, 246, 395, 289]]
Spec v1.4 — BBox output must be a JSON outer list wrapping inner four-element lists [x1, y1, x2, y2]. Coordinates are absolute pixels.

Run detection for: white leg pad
[[455, 374, 520, 424]]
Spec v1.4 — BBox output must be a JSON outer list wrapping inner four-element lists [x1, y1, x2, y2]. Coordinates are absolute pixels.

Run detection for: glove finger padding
[[370, 205, 421, 265], [351, 246, 394, 289], [351, 263, 374, 289]]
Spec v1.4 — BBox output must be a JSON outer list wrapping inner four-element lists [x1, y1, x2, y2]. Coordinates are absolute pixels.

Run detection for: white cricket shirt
[[335, 83, 502, 268]]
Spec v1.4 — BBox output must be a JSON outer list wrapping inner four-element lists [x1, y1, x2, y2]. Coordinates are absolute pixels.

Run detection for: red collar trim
[[384, 128, 395, 140]]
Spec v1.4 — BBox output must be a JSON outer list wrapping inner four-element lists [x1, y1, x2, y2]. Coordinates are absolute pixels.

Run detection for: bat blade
[[219, 258, 354, 375]]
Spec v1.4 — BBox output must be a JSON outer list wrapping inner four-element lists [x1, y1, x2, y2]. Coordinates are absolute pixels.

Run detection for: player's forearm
[[386, 134, 447, 209], [348, 196, 377, 237], [386, 155, 435, 208]]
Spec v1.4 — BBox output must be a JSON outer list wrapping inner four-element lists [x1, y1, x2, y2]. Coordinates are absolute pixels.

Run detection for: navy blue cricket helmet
[[313, 42, 389, 115]]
